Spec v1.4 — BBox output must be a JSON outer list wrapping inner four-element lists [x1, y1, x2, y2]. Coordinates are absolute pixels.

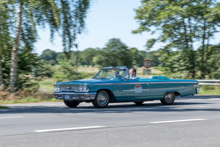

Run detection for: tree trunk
[[183, 19, 191, 77], [183, 19, 189, 50], [0, 58, 4, 91], [9, 2, 23, 93], [75, 44, 78, 80], [201, 20, 206, 79], [187, 17, 196, 78]]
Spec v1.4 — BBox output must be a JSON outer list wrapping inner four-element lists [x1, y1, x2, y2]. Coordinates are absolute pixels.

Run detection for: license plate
[[64, 95, 70, 100]]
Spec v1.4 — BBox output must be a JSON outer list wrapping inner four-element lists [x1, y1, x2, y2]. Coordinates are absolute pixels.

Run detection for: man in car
[[129, 68, 139, 79]]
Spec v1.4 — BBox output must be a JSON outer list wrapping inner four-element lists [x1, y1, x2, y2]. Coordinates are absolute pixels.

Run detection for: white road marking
[[208, 98, 220, 100], [35, 126, 106, 133], [194, 105, 211, 108], [0, 116, 24, 119], [150, 119, 206, 124]]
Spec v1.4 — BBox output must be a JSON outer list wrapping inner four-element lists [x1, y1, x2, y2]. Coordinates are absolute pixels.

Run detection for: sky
[[34, 0, 220, 55], [34, 0, 156, 55]]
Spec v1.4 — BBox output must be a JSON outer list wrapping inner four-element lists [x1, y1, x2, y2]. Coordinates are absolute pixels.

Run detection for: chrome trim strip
[[53, 92, 97, 101], [122, 89, 150, 92], [90, 82, 148, 85], [150, 88, 182, 90], [90, 81, 197, 85], [149, 82, 198, 84], [90, 83, 121, 85], [53, 92, 96, 95], [122, 82, 148, 85]]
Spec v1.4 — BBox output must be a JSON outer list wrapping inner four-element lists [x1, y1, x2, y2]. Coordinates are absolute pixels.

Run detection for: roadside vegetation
[[1, 66, 219, 105], [0, 1, 220, 105], [199, 85, 220, 95]]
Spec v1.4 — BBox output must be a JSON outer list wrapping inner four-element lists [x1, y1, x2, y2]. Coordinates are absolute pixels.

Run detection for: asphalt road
[[1, 95, 220, 147]]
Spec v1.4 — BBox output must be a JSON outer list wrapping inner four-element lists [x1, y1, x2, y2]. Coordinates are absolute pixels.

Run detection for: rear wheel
[[160, 92, 175, 105], [63, 100, 80, 108], [92, 90, 110, 108], [134, 101, 144, 105]]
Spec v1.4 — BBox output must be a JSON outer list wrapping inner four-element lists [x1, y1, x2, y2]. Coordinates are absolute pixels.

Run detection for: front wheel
[[92, 90, 110, 108], [64, 100, 80, 108], [160, 92, 175, 105]]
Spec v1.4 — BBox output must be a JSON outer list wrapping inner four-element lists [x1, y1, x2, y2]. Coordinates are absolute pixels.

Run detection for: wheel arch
[[164, 90, 181, 97], [96, 89, 116, 102]]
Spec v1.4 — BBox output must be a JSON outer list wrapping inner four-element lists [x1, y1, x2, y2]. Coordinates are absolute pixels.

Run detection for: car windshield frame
[[92, 67, 128, 80]]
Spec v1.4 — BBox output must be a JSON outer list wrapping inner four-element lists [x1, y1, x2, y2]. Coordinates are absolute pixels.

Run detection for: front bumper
[[53, 92, 96, 101]]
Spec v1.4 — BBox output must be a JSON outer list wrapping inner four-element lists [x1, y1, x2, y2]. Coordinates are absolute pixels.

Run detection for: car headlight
[[78, 85, 89, 92], [54, 85, 60, 92]]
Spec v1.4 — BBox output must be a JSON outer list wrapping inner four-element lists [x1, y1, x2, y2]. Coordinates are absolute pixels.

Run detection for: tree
[[0, 2, 13, 90], [129, 48, 146, 67], [40, 49, 57, 63], [145, 51, 160, 67], [196, 1, 220, 78], [197, 44, 220, 79], [94, 38, 133, 68], [133, 0, 220, 78], [80, 48, 100, 66], [1, 0, 90, 92]]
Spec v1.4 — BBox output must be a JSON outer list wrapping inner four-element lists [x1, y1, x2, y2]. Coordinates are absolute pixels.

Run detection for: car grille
[[60, 85, 78, 92]]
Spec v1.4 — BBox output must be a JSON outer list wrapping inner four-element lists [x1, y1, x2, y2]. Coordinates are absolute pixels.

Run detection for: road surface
[[1, 95, 220, 147]]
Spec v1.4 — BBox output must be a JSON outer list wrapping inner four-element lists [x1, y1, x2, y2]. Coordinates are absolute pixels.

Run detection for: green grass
[[198, 90, 220, 95], [198, 85, 220, 95], [39, 78, 56, 92]]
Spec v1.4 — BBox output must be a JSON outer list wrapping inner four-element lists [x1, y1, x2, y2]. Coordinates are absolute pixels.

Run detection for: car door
[[120, 78, 150, 102]]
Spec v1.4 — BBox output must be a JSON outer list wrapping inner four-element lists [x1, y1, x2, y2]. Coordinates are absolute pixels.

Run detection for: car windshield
[[93, 68, 126, 79]]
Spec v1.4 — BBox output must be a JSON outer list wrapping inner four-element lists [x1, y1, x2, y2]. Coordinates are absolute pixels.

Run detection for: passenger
[[129, 68, 139, 79], [113, 70, 121, 78]]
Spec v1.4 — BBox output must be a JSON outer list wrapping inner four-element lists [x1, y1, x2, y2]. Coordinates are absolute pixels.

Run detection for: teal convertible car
[[53, 66, 200, 108]]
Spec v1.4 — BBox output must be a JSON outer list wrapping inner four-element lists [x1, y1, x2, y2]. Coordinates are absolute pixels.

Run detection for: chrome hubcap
[[164, 92, 174, 103], [97, 92, 108, 106]]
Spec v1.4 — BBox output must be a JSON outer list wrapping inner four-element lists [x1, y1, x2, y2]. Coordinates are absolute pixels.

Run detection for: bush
[[16, 75, 40, 94], [52, 63, 86, 82]]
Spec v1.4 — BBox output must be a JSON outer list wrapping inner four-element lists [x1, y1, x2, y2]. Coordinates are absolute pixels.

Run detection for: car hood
[[54, 78, 120, 85]]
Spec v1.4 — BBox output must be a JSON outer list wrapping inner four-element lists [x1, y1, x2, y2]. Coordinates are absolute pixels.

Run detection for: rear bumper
[[196, 87, 200, 94], [53, 92, 96, 101]]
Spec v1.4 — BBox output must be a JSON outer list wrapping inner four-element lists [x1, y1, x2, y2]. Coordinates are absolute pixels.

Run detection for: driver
[[129, 68, 139, 79]]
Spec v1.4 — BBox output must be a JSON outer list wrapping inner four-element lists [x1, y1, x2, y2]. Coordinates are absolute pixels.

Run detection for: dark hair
[[133, 68, 136, 74], [130, 68, 136, 74]]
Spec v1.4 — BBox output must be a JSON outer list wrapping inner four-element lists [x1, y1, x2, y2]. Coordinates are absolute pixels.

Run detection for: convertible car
[[53, 66, 200, 108]]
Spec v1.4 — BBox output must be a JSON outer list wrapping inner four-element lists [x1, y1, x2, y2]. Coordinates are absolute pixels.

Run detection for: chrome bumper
[[53, 92, 96, 101], [196, 87, 200, 94]]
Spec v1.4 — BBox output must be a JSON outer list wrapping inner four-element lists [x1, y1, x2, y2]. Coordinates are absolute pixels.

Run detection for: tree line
[[40, 38, 160, 68], [1, 0, 220, 94], [39, 37, 220, 80]]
